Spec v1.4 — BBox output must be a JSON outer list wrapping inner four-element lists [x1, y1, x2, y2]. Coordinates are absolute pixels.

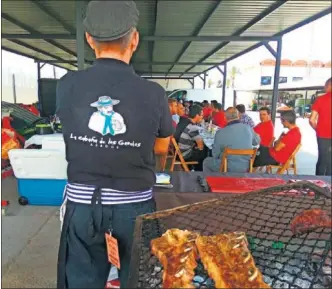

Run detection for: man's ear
[[131, 30, 139, 53], [86, 32, 95, 50]]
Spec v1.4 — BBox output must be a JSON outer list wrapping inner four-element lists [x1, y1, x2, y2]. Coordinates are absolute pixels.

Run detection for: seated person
[[178, 105, 207, 171], [183, 101, 190, 115], [203, 107, 260, 173], [168, 99, 178, 127], [236, 104, 255, 128], [254, 110, 301, 167], [202, 100, 213, 121], [177, 103, 187, 118], [253, 107, 274, 146], [211, 102, 227, 128]]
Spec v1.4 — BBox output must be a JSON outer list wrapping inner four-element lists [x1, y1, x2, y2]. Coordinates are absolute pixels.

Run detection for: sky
[[1, 14, 331, 86]]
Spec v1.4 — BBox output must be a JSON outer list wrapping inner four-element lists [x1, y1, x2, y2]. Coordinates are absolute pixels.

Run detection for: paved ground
[[1, 113, 321, 288]]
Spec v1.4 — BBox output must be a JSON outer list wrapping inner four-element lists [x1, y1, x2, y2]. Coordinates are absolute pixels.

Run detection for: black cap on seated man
[[56, 1, 173, 288]]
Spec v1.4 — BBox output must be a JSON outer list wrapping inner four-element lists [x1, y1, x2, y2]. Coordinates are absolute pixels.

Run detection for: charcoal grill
[[128, 181, 331, 289]]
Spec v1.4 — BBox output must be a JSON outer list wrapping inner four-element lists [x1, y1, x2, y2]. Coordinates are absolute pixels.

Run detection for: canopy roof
[[2, 1, 331, 77]]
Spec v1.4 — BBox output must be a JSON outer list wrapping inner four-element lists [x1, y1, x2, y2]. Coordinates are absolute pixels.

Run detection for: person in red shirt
[[211, 102, 227, 128], [253, 107, 274, 147], [202, 100, 212, 121], [254, 110, 301, 167], [309, 78, 331, 175]]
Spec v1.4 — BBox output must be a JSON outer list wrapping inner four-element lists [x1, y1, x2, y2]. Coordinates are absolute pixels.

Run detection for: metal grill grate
[[128, 181, 332, 288]]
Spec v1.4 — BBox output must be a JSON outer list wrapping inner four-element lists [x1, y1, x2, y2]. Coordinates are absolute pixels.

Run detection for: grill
[[128, 181, 332, 288]]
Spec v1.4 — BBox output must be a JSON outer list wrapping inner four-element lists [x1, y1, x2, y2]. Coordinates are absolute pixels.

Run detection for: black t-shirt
[[56, 58, 174, 191]]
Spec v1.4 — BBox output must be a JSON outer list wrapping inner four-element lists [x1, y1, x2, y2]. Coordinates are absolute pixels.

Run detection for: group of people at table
[[167, 77, 331, 176], [167, 98, 301, 173]]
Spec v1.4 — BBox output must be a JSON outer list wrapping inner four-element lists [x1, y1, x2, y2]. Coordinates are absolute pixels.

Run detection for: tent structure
[[2, 0, 331, 122]]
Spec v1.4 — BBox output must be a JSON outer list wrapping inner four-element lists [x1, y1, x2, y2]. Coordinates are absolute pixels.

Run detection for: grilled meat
[[151, 229, 199, 288], [196, 232, 270, 289], [291, 209, 332, 235]]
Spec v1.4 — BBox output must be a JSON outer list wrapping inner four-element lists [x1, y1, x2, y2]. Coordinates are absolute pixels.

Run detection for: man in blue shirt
[[236, 104, 255, 128], [203, 107, 260, 173]]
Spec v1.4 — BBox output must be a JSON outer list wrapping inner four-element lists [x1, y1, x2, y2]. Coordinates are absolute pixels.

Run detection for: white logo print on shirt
[[88, 96, 126, 136]]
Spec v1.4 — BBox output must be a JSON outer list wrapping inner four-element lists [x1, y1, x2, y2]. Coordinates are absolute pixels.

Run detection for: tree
[[227, 66, 241, 89]]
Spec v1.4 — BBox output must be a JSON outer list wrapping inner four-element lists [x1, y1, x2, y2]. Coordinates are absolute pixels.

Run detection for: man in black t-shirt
[[56, 2, 173, 288]]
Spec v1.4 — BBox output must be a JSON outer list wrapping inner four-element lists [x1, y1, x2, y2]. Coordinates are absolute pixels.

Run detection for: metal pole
[[76, 1, 85, 70], [37, 61, 42, 113], [304, 90, 308, 118], [271, 38, 282, 124], [203, 73, 206, 89], [53, 66, 57, 79], [222, 63, 227, 109], [192, 78, 194, 89], [12, 74, 17, 104]]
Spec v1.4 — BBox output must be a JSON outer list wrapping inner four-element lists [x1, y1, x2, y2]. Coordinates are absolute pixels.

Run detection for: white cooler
[[9, 147, 67, 206]]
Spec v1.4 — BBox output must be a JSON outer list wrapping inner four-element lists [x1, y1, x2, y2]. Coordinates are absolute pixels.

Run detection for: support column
[[76, 1, 85, 70], [203, 73, 206, 89], [53, 66, 57, 79], [12, 74, 17, 104], [271, 38, 282, 124], [222, 63, 227, 109], [37, 61, 42, 113], [192, 78, 195, 89]]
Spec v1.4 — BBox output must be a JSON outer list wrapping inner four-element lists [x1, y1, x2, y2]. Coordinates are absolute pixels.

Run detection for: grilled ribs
[[291, 209, 332, 235], [196, 232, 270, 289], [151, 229, 199, 288]]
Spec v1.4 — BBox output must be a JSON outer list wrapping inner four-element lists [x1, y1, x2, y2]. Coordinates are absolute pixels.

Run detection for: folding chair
[[254, 137, 275, 173], [220, 148, 258, 173], [169, 138, 198, 172], [266, 144, 301, 175]]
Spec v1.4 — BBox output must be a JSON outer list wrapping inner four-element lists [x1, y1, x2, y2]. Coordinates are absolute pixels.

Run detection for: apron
[[57, 187, 104, 289]]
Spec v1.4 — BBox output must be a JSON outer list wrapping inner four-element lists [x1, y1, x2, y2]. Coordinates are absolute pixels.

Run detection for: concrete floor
[[1, 113, 321, 288]]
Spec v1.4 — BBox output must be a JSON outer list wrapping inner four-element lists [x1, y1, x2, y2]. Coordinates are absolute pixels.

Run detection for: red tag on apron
[[105, 233, 121, 269]]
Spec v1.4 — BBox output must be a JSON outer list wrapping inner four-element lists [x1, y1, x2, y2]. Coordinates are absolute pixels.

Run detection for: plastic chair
[[220, 148, 258, 173]]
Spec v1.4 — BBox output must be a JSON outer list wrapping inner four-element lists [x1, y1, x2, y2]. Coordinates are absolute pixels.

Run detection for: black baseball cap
[[83, 1, 139, 42]]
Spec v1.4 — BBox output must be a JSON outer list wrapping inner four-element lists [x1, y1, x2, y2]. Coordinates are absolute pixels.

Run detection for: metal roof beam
[[141, 77, 193, 80], [166, 0, 222, 76], [2, 34, 75, 39], [2, 34, 281, 42], [2, 13, 77, 58], [216, 66, 224, 76], [41, 60, 222, 65], [2, 46, 74, 71], [143, 36, 282, 42], [6, 39, 77, 68], [30, 0, 75, 33], [179, 0, 288, 77], [193, 6, 332, 78], [263, 42, 277, 58], [138, 72, 198, 76]]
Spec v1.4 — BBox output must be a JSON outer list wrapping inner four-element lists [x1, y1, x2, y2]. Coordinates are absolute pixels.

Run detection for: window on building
[[261, 76, 272, 85]]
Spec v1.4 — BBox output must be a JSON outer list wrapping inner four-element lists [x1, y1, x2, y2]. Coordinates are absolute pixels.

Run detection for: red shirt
[[312, 92, 331, 139], [254, 120, 274, 147], [213, 111, 227, 128], [269, 127, 301, 164], [172, 120, 177, 128], [203, 107, 212, 119]]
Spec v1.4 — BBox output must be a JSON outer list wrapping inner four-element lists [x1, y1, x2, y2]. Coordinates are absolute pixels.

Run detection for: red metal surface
[[206, 177, 287, 194]]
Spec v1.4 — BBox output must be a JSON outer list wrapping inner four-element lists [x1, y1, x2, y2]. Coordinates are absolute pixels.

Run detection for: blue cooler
[[17, 179, 67, 206], [8, 148, 68, 206]]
